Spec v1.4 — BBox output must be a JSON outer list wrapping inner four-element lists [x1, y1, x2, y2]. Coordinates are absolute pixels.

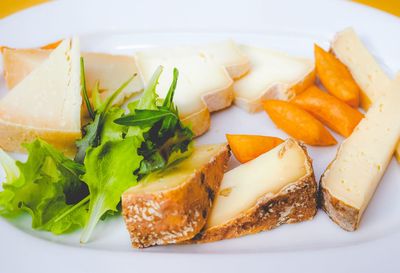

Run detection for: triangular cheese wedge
[[0, 38, 81, 154], [193, 139, 317, 243], [2, 48, 143, 106], [135, 49, 234, 136], [233, 45, 315, 112]]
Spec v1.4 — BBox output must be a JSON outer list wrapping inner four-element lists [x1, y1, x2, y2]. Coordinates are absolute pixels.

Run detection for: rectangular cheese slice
[[0, 39, 82, 154], [135, 49, 234, 136], [233, 45, 315, 112], [193, 139, 317, 243], [320, 77, 400, 231], [331, 28, 400, 163], [2, 48, 143, 105]]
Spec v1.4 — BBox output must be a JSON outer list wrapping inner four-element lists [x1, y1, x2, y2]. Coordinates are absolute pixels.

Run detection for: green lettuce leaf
[[80, 136, 143, 243], [0, 139, 88, 234]]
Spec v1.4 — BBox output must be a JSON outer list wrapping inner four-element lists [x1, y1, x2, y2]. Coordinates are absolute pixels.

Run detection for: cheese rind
[[320, 78, 400, 231], [0, 39, 82, 153], [331, 28, 400, 164], [233, 45, 315, 112], [193, 139, 317, 243]]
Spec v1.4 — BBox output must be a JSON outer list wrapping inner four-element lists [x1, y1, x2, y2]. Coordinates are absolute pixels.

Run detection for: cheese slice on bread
[[135, 50, 234, 136], [2, 48, 143, 105], [0, 39, 81, 154], [233, 45, 315, 112], [193, 139, 317, 243], [320, 77, 400, 231], [122, 144, 230, 248], [331, 28, 400, 163]]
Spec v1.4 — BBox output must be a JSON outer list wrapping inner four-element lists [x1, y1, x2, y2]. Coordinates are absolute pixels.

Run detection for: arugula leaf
[[80, 136, 143, 243], [136, 65, 163, 110], [114, 108, 178, 128], [74, 60, 136, 163], [0, 140, 88, 234], [80, 57, 95, 120]]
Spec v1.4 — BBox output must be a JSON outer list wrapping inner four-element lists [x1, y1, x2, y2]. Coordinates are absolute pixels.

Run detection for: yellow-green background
[[0, 0, 399, 19]]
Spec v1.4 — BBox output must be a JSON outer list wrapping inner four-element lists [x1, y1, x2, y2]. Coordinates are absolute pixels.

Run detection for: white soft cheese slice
[[331, 28, 400, 163], [135, 48, 233, 137], [0, 39, 81, 130], [207, 139, 308, 228], [135, 40, 249, 79], [321, 77, 400, 222], [2, 48, 143, 105], [233, 45, 315, 112]]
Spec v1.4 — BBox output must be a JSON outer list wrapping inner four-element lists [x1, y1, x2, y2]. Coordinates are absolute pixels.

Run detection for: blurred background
[[0, 0, 399, 19]]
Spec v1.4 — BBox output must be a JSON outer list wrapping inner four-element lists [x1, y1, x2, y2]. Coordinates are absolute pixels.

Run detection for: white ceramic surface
[[0, 0, 400, 272]]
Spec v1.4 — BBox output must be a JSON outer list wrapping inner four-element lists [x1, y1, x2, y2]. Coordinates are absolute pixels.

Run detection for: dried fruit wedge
[[314, 44, 360, 107], [226, 134, 283, 163], [263, 100, 337, 146], [292, 85, 364, 137]]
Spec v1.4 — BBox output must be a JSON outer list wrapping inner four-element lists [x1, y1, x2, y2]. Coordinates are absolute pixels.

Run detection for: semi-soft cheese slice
[[0, 38, 81, 154], [122, 144, 230, 248], [135, 50, 234, 136], [233, 45, 315, 112], [320, 77, 400, 231], [331, 28, 400, 163], [194, 139, 317, 243], [2, 48, 143, 105]]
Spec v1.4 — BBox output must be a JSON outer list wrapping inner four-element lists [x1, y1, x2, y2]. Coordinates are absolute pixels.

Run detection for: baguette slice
[[193, 139, 317, 243], [331, 28, 400, 163], [320, 77, 400, 231], [135, 51, 234, 136], [0, 39, 81, 154], [233, 45, 315, 112], [122, 144, 230, 248], [2, 48, 143, 105]]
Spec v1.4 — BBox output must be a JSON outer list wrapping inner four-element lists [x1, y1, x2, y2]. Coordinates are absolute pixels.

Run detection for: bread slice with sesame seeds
[[121, 143, 230, 248], [191, 139, 317, 243]]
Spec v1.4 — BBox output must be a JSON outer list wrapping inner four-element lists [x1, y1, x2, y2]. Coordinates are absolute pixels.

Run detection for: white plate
[[1, 0, 400, 272]]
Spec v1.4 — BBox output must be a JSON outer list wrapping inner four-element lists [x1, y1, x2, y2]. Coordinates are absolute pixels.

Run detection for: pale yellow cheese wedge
[[233, 45, 315, 112], [193, 139, 317, 243], [2, 48, 143, 105], [0, 39, 82, 154], [331, 28, 400, 163], [320, 76, 400, 231]]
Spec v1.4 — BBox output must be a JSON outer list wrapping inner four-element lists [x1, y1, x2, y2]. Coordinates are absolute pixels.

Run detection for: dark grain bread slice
[[121, 144, 230, 248], [191, 139, 317, 243]]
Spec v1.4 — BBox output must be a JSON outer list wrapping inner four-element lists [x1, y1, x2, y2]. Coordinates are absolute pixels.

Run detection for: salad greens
[[0, 61, 194, 243]]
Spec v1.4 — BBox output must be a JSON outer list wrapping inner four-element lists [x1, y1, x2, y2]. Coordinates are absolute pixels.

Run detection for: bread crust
[[0, 120, 80, 155], [121, 145, 230, 248], [191, 142, 317, 243]]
